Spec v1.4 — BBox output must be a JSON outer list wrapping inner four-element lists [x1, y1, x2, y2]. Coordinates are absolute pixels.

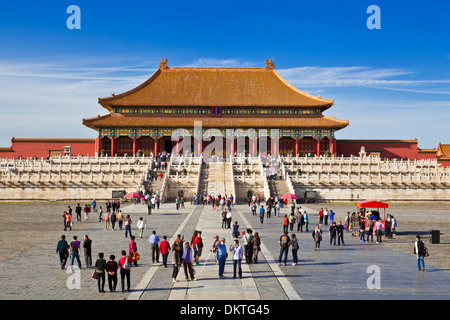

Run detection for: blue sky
[[0, 0, 449, 148]]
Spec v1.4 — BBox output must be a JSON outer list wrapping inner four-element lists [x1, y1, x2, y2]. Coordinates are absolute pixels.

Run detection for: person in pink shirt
[[128, 236, 138, 266], [118, 250, 135, 292], [159, 236, 171, 268]]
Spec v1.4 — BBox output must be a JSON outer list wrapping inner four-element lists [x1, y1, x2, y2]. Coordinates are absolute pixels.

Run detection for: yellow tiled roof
[[98, 60, 334, 111]]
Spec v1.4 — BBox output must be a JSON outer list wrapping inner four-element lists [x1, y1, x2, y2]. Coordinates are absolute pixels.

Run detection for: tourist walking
[[128, 236, 138, 266], [149, 230, 160, 263], [329, 222, 338, 246], [318, 208, 324, 225], [251, 232, 261, 263], [83, 235, 92, 268], [414, 235, 427, 271], [106, 254, 118, 292], [232, 221, 240, 238], [259, 206, 265, 224], [337, 221, 345, 246], [278, 231, 290, 266], [359, 215, 366, 242], [159, 236, 171, 268], [83, 204, 90, 220], [216, 238, 227, 278], [94, 252, 107, 293], [104, 210, 110, 230], [290, 234, 299, 265], [182, 242, 196, 281], [304, 210, 309, 232], [193, 231, 203, 266], [56, 235, 69, 269], [375, 219, 383, 243], [63, 211, 72, 231], [329, 210, 335, 225], [366, 218, 375, 243], [118, 250, 135, 292], [124, 215, 132, 238], [312, 225, 323, 251], [230, 239, 243, 279], [69, 236, 82, 269], [243, 229, 254, 263], [323, 208, 329, 225], [75, 203, 82, 222], [289, 214, 295, 231], [171, 234, 184, 282], [117, 210, 124, 230], [283, 215, 289, 233], [226, 209, 232, 229], [98, 206, 103, 222], [137, 217, 146, 239], [110, 211, 117, 230]]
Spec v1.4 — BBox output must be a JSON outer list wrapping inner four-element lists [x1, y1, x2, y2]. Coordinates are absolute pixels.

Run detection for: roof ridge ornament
[[159, 58, 168, 70], [265, 59, 275, 70]]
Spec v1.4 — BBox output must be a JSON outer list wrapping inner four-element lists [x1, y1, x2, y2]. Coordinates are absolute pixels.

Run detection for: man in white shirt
[[230, 239, 243, 279], [226, 209, 232, 229], [323, 208, 329, 225]]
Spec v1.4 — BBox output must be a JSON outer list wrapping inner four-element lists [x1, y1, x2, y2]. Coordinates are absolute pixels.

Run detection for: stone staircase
[[267, 178, 290, 198]]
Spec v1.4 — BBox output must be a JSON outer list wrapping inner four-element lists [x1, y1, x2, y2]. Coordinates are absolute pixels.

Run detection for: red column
[[230, 138, 235, 157], [197, 137, 202, 155], [315, 137, 321, 157], [295, 137, 299, 156], [95, 136, 101, 156], [154, 136, 159, 155], [110, 136, 116, 156], [132, 136, 137, 155], [330, 137, 336, 157]]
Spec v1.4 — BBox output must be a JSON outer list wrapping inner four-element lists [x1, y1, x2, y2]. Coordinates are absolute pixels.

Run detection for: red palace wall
[[0, 138, 95, 159], [336, 139, 421, 159]]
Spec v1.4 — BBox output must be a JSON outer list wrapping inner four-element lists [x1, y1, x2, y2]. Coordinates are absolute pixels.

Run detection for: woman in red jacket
[[159, 235, 171, 268]]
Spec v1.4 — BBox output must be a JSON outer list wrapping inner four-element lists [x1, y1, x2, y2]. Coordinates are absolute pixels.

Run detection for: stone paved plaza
[[0, 201, 449, 301]]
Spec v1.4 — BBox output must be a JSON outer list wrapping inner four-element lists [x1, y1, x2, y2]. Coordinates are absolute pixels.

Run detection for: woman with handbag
[[94, 252, 107, 293], [312, 224, 323, 251]]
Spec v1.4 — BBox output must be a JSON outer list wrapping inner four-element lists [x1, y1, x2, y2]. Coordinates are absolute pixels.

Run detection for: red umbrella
[[124, 192, 142, 198], [280, 193, 299, 200]]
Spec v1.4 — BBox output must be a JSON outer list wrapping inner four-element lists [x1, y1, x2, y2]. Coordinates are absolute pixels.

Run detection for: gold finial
[[159, 58, 168, 70], [265, 59, 275, 70]]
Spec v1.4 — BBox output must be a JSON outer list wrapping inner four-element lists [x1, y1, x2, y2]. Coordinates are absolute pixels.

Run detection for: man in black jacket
[[75, 204, 82, 222], [414, 235, 427, 271]]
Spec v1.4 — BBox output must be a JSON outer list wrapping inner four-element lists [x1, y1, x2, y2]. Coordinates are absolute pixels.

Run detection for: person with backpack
[[278, 231, 290, 266], [124, 215, 132, 238], [414, 235, 428, 271], [69, 236, 82, 270], [118, 250, 135, 292], [172, 234, 184, 283]]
